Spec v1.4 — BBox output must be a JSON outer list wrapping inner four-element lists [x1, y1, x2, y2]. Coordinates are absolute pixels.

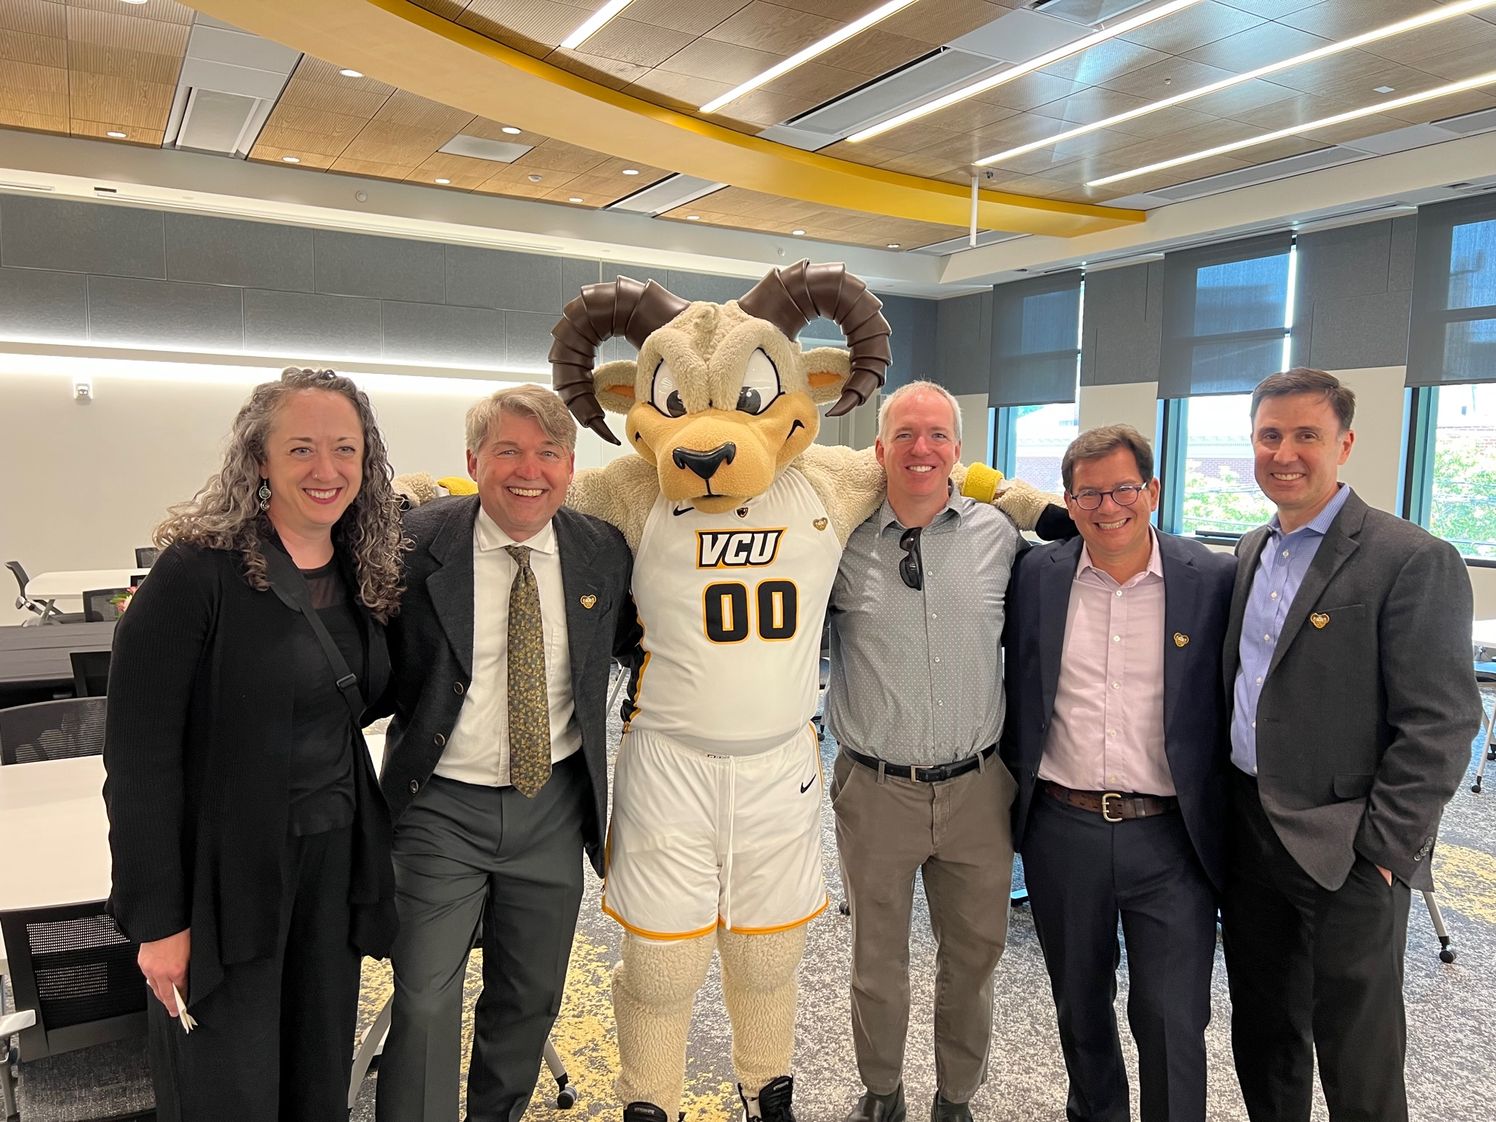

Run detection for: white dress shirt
[[434, 507, 581, 787]]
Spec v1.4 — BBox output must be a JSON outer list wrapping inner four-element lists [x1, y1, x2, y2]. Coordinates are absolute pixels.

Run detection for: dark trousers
[[376, 752, 588, 1122], [148, 825, 361, 1122], [1222, 770, 1412, 1122], [1022, 794, 1217, 1122]]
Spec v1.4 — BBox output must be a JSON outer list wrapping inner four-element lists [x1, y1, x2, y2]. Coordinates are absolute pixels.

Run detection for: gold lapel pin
[[813, 517, 828, 531], [580, 594, 597, 609], [1310, 611, 1329, 629], [1173, 632, 1189, 648]]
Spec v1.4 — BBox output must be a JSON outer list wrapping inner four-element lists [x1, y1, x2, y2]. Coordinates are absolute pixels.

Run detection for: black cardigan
[[102, 541, 396, 1003]]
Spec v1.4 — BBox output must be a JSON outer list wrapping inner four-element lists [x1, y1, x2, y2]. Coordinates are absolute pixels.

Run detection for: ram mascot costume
[[544, 260, 1052, 1122]]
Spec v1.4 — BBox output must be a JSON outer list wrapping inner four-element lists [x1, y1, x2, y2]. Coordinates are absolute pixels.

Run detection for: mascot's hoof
[[624, 1103, 669, 1122], [740, 1075, 796, 1122]]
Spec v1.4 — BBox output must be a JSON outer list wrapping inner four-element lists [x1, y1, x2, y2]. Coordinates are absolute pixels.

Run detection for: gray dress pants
[[375, 753, 588, 1122]]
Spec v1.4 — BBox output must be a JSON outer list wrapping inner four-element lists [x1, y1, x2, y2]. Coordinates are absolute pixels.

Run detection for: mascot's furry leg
[[720, 926, 808, 1122], [613, 932, 716, 1121]]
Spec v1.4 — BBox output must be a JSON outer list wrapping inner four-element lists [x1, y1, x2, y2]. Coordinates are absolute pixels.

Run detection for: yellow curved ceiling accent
[[196, 0, 1143, 239]]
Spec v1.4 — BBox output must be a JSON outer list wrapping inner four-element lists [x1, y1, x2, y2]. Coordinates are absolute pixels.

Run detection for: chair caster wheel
[[557, 1086, 577, 1109], [1439, 947, 1456, 964]]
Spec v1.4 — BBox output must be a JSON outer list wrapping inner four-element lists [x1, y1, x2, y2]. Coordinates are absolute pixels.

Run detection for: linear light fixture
[[846, 0, 1204, 143], [560, 0, 638, 52], [700, 0, 918, 115], [1087, 68, 1496, 187], [978, 0, 1496, 167]]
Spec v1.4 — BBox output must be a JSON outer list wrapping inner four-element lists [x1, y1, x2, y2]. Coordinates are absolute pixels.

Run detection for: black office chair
[[0, 903, 153, 1121], [69, 651, 112, 698], [132, 547, 158, 570], [0, 697, 107, 765], [5, 561, 82, 625], [81, 589, 130, 624]]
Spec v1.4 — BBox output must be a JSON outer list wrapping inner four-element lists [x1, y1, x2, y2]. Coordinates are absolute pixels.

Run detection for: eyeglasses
[[898, 526, 923, 590], [1068, 483, 1147, 511]]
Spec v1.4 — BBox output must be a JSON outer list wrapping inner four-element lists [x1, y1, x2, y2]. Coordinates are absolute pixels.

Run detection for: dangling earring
[[256, 479, 272, 511]]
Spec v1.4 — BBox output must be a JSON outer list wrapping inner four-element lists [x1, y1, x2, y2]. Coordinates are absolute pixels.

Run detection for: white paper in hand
[[171, 984, 198, 1033]]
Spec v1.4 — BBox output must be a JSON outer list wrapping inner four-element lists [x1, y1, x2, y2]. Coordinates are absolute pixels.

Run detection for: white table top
[[26, 569, 146, 601], [1475, 618, 1496, 654], [0, 754, 109, 913]]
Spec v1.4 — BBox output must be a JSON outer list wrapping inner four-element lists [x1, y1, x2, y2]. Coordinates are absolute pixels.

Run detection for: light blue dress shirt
[[1229, 484, 1354, 775]]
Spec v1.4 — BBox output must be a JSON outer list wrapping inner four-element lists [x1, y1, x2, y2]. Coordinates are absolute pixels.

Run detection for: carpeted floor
[[347, 683, 1496, 1122]]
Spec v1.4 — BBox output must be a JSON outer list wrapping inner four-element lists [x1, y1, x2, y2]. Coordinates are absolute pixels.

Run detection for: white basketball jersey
[[628, 467, 843, 754]]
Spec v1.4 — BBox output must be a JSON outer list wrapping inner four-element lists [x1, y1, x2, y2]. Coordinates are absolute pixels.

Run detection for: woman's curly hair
[[154, 367, 406, 621]]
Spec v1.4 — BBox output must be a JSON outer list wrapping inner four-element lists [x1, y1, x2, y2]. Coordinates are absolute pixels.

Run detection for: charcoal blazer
[[378, 495, 634, 875], [1222, 490, 1479, 891], [1003, 530, 1236, 889]]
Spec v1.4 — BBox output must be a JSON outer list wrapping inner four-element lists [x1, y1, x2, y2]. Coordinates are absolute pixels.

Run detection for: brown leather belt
[[1041, 781, 1178, 822]]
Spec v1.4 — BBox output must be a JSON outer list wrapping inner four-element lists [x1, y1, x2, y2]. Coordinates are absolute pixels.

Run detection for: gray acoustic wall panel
[[559, 258, 603, 304], [881, 293, 938, 388], [1293, 217, 1414, 371], [447, 246, 563, 313], [505, 309, 564, 371], [314, 230, 446, 304], [1, 196, 165, 279], [0, 266, 87, 341], [383, 301, 504, 368], [666, 269, 750, 305], [934, 291, 993, 396], [87, 275, 244, 350], [166, 213, 314, 293], [244, 288, 383, 360], [1081, 262, 1164, 387]]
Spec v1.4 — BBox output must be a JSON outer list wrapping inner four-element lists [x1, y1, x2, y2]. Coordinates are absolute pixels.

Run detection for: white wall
[[0, 361, 631, 624]]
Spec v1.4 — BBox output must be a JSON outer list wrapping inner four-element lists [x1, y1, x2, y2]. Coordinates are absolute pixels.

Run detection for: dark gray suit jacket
[[1223, 490, 1480, 891], [1003, 531, 1236, 890], [378, 495, 635, 875]]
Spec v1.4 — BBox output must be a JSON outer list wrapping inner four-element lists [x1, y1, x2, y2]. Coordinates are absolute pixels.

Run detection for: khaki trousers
[[831, 750, 1016, 1103]]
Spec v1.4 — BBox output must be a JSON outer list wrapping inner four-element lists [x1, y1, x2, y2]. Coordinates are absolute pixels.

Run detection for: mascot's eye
[[736, 349, 781, 415], [651, 359, 686, 418]]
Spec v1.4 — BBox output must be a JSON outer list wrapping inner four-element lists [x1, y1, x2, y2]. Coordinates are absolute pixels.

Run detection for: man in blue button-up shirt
[[1221, 368, 1480, 1122]]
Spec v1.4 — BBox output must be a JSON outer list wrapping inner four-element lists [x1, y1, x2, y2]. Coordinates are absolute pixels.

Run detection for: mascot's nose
[[672, 443, 737, 481]]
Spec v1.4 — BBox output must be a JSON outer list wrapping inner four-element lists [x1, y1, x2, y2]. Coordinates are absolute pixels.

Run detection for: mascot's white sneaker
[[740, 1076, 796, 1122]]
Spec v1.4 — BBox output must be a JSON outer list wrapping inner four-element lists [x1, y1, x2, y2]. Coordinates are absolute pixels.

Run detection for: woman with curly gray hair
[[103, 367, 405, 1121]]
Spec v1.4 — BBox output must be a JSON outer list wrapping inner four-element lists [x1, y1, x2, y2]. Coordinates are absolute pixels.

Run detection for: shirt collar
[[474, 505, 558, 556], [1076, 526, 1164, 582], [1269, 482, 1353, 540], [877, 485, 966, 536]]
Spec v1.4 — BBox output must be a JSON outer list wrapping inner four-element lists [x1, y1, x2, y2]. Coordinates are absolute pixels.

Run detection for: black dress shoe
[[930, 1093, 972, 1122], [844, 1085, 907, 1122], [624, 1102, 669, 1122]]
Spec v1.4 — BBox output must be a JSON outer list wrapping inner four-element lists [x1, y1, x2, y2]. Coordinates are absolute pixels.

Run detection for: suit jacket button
[[453, 681, 465, 695], [434, 732, 446, 747], [408, 779, 419, 794]]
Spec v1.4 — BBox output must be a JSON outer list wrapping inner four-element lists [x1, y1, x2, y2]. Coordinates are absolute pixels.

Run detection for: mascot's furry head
[[549, 260, 889, 514]]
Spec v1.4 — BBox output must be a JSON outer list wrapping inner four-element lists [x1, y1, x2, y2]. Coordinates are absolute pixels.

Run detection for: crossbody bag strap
[[261, 544, 365, 726]]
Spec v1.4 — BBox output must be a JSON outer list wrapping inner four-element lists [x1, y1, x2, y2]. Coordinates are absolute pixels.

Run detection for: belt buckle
[[1101, 791, 1124, 822]]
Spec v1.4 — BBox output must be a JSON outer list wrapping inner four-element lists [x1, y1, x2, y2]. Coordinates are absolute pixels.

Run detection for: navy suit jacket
[[1002, 530, 1236, 889]]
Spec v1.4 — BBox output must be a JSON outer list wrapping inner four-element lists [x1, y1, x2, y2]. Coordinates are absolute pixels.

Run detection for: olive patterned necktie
[[504, 545, 550, 798]]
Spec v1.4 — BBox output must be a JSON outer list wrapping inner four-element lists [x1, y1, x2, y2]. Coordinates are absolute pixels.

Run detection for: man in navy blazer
[[1003, 425, 1234, 1122]]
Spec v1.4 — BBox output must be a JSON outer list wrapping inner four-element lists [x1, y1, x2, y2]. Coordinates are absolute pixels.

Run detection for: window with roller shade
[[989, 272, 1081, 495]]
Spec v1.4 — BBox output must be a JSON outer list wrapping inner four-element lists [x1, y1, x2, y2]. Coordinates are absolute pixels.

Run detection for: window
[[1162, 394, 1275, 537], [1408, 384, 1496, 561], [992, 402, 1078, 496]]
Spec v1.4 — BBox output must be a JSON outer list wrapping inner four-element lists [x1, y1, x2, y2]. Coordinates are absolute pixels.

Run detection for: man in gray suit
[[1221, 368, 1480, 1122], [376, 385, 635, 1122]]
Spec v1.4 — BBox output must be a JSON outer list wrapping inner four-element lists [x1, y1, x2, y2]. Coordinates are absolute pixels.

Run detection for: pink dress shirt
[[1037, 531, 1174, 796]]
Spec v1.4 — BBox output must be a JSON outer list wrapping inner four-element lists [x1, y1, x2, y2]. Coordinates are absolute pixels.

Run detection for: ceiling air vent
[[790, 48, 1005, 139], [176, 89, 265, 155], [164, 18, 300, 158], [1150, 147, 1362, 202], [1433, 105, 1496, 136], [438, 136, 533, 162], [609, 175, 722, 215], [1025, 0, 1152, 24]]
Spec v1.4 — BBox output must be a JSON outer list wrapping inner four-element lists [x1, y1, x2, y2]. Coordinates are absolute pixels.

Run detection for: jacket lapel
[[1267, 493, 1363, 678], [554, 509, 602, 695], [1038, 538, 1082, 720], [1159, 535, 1199, 740], [426, 496, 479, 680]]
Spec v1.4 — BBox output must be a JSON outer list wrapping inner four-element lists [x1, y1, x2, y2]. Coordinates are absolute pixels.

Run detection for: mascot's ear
[[802, 346, 852, 406], [595, 359, 638, 415]]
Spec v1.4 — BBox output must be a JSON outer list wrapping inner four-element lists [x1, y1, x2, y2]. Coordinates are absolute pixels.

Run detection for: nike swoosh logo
[[800, 776, 816, 794], [672, 504, 694, 517]]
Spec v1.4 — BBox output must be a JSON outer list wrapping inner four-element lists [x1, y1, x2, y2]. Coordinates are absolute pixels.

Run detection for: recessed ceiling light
[[849, 0, 1205, 142], [1374, 84, 1396, 94], [621, 168, 640, 176], [561, 0, 638, 51], [119, 0, 148, 5], [434, 177, 451, 184], [791, 229, 806, 236], [977, 0, 1496, 167], [886, 243, 900, 249], [281, 155, 301, 163], [501, 126, 522, 135], [686, 214, 701, 221], [106, 130, 127, 139], [1088, 68, 1496, 188], [528, 174, 543, 183], [338, 68, 364, 79], [569, 196, 584, 203], [700, 0, 918, 114]]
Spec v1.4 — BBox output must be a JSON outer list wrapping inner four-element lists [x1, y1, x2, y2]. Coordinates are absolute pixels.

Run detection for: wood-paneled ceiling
[[4, 0, 1496, 252]]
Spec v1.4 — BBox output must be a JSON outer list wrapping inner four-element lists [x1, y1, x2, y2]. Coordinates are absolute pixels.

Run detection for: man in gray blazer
[[376, 385, 635, 1122], [1221, 368, 1480, 1122]]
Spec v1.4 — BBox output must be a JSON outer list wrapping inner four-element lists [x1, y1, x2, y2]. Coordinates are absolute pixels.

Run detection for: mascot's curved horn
[[737, 260, 891, 417], [549, 278, 691, 444]]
